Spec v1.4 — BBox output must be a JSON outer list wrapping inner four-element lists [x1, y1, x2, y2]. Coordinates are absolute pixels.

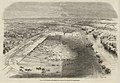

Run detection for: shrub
[[105, 68, 111, 74]]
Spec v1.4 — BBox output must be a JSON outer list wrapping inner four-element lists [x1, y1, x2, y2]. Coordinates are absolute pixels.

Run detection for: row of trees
[[100, 34, 117, 56]]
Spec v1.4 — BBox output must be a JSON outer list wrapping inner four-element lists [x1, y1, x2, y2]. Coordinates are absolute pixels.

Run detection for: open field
[[3, 18, 118, 78]]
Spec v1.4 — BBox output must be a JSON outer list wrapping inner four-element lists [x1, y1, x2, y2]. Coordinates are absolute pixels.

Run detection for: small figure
[[19, 69, 23, 71], [20, 66, 24, 68], [96, 55, 100, 58], [36, 67, 41, 70], [25, 69, 32, 71]]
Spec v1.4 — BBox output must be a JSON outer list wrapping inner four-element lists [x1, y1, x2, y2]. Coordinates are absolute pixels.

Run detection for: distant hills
[[4, 2, 118, 19]]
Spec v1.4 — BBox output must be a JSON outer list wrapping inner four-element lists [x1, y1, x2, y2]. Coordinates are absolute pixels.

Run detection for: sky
[[4, 2, 118, 19]]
